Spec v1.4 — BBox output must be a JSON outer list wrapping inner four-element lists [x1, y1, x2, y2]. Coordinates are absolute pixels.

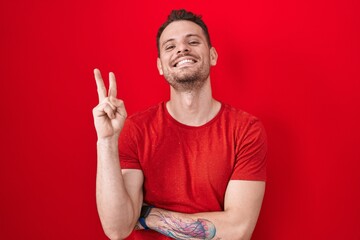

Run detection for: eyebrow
[[161, 34, 202, 48]]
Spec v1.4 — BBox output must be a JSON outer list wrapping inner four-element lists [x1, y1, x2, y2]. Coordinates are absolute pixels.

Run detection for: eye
[[189, 40, 200, 45], [165, 45, 175, 51]]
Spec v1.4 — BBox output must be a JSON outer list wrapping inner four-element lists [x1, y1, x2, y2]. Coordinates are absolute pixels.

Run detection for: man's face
[[157, 20, 217, 92]]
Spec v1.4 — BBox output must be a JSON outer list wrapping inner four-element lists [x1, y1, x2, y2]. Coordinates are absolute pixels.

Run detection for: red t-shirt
[[119, 102, 267, 239]]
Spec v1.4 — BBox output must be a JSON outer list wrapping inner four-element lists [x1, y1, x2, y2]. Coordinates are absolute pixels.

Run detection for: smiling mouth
[[173, 59, 197, 67]]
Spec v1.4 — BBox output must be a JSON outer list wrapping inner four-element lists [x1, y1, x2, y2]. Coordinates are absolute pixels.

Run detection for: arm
[[144, 180, 265, 240], [96, 144, 144, 239], [93, 69, 144, 239]]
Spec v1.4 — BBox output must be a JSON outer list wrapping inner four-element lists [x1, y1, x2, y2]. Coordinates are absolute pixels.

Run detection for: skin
[[157, 20, 216, 93], [156, 20, 221, 126], [93, 20, 265, 240], [93, 70, 143, 240]]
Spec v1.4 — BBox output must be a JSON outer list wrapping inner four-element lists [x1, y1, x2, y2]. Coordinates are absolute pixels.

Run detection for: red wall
[[1, 0, 359, 239]]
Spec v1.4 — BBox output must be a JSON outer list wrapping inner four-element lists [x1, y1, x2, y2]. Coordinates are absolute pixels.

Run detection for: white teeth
[[176, 59, 194, 67]]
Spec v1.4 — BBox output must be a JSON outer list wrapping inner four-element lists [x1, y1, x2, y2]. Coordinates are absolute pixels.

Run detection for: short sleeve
[[231, 118, 267, 181], [118, 119, 142, 170]]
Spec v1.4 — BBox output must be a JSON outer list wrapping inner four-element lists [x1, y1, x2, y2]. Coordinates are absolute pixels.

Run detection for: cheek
[[160, 57, 170, 68]]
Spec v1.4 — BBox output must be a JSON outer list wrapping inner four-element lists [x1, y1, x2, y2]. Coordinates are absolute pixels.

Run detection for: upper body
[[119, 101, 267, 239], [93, 9, 267, 240]]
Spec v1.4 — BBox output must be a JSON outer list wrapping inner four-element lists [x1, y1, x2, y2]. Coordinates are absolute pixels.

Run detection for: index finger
[[94, 68, 107, 102]]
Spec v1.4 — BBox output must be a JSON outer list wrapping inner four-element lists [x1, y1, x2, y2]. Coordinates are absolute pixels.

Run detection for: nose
[[176, 42, 189, 54]]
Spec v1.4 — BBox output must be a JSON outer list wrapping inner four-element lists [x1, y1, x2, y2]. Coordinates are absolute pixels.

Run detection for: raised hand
[[92, 69, 127, 140]]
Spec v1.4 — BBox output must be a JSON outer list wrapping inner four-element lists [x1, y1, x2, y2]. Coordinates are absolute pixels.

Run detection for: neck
[[166, 79, 221, 126]]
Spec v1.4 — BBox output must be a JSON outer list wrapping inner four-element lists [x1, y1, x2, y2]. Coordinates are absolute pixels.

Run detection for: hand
[[92, 68, 127, 140]]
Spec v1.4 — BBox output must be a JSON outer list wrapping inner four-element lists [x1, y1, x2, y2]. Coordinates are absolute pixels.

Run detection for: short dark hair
[[156, 9, 212, 56]]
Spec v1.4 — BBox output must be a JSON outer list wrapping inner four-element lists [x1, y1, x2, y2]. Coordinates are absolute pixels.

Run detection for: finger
[[93, 99, 116, 117], [115, 105, 127, 119], [109, 96, 124, 108], [110, 97, 127, 118], [103, 104, 116, 119], [96, 98, 116, 111], [94, 68, 107, 102], [108, 72, 117, 98]]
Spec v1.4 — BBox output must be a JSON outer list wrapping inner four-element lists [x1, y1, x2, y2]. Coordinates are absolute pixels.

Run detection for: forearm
[[145, 208, 258, 240], [96, 137, 140, 239]]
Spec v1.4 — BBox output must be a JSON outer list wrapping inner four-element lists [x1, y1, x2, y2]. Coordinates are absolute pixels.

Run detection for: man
[[93, 9, 267, 240]]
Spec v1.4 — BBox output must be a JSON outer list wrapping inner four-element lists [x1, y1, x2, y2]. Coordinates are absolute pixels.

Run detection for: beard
[[163, 62, 210, 92]]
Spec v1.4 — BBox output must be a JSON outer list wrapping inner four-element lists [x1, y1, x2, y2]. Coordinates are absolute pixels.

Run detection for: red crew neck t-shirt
[[119, 102, 267, 239]]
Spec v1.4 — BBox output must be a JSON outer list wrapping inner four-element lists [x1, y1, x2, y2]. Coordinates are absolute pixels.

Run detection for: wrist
[[139, 205, 153, 230], [97, 136, 119, 145]]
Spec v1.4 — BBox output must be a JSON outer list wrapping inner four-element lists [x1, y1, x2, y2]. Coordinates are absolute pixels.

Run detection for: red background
[[1, 0, 359, 239]]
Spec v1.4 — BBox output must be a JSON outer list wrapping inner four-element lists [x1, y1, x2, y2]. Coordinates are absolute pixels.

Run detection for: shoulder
[[123, 102, 165, 131], [127, 102, 164, 122], [120, 103, 164, 139], [220, 102, 262, 127], [219, 102, 267, 144]]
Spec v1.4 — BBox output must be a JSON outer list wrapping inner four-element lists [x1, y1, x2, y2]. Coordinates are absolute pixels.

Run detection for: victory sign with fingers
[[92, 68, 127, 140]]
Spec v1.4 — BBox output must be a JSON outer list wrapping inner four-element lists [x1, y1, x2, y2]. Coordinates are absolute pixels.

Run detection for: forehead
[[160, 20, 206, 43]]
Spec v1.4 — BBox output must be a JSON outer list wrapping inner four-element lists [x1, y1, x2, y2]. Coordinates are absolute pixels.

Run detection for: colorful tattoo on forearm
[[150, 211, 217, 239]]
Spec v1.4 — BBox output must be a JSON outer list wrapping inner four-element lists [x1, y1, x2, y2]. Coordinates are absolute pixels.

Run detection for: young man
[[93, 9, 267, 240]]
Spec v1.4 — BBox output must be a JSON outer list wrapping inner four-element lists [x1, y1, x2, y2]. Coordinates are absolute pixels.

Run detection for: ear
[[210, 47, 218, 66], [157, 58, 164, 75]]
